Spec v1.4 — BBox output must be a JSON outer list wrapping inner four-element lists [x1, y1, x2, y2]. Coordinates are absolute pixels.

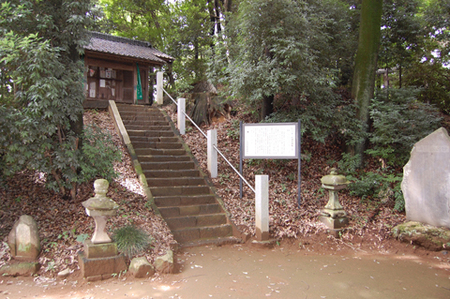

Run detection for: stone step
[[140, 161, 195, 170], [159, 203, 223, 218], [150, 185, 211, 196], [136, 148, 186, 156], [116, 104, 157, 111], [133, 141, 182, 150], [115, 104, 238, 246], [144, 169, 201, 178], [165, 214, 228, 230], [139, 155, 191, 163], [154, 195, 217, 207], [147, 177, 206, 187], [117, 108, 163, 115], [125, 124, 173, 131], [180, 236, 241, 248], [172, 224, 233, 244], [129, 136, 179, 143], [119, 112, 165, 120], [127, 130, 175, 138], [122, 120, 168, 126]]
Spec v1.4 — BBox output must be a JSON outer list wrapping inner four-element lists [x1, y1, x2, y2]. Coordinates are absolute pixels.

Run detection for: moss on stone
[[392, 221, 450, 251]]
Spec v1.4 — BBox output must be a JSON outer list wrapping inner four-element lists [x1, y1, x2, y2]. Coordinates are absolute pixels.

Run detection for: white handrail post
[[255, 175, 269, 241], [177, 98, 186, 135], [156, 71, 163, 105], [207, 129, 218, 178]]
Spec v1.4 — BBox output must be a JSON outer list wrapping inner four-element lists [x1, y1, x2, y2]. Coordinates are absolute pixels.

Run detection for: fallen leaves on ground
[[0, 109, 175, 278]]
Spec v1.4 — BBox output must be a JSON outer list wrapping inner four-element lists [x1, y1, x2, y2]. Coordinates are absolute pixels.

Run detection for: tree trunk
[[351, 0, 383, 166], [261, 94, 274, 121]]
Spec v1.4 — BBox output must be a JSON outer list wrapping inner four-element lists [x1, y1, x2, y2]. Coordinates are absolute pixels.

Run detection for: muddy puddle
[[1, 243, 450, 298]]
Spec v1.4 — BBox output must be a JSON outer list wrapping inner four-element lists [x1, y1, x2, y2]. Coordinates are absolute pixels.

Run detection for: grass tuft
[[112, 225, 153, 257]]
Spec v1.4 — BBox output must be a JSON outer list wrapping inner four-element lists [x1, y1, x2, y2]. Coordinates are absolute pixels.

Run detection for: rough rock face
[[0, 262, 40, 276], [392, 221, 450, 251], [8, 215, 41, 261], [154, 250, 175, 274], [402, 127, 450, 229], [129, 257, 155, 278]]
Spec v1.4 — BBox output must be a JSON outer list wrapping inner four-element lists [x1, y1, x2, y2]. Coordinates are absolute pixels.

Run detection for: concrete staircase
[[114, 103, 239, 247]]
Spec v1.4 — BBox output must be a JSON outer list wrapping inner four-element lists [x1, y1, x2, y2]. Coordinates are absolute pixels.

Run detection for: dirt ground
[[1, 240, 450, 299]]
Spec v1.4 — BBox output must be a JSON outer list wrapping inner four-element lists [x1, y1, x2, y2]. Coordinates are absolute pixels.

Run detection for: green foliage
[[338, 152, 363, 175], [341, 87, 441, 212], [99, 0, 168, 49], [226, 119, 240, 140], [226, 0, 340, 107], [266, 99, 367, 145], [0, 0, 111, 199], [347, 170, 404, 212], [368, 88, 442, 167], [80, 125, 121, 183], [112, 225, 153, 258], [379, 0, 423, 71]]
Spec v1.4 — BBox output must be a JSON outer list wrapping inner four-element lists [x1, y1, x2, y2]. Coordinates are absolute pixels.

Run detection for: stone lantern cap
[[82, 179, 119, 217], [321, 168, 350, 191]]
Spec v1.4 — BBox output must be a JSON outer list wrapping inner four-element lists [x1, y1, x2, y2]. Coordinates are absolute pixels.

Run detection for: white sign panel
[[243, 123, 298, 159]]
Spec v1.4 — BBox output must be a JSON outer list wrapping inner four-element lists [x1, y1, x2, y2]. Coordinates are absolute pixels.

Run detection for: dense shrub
[[368, 87, 442, 167], [339, 87, 442, 211]]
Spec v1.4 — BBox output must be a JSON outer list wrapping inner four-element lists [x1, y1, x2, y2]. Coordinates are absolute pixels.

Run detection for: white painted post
[[177, 98, 186, 135], [255, 175, 269, 241], [207, 129, 218, 178], [156, 71, 163, 105]]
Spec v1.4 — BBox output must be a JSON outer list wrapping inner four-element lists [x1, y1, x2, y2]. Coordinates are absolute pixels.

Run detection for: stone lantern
[[82, 179, 119, 244], [319, 168, 350, 234], [78, 179, 126, 281]]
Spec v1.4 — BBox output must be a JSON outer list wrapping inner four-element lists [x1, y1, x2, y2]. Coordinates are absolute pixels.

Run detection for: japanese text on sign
[[243, 123, 298, 159]]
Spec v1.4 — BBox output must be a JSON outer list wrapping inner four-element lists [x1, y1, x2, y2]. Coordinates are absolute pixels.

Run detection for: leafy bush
[[346, 169, 404, 211], [0, 27, 120, 198], [112, 225, 153, 258], [368, 87, 442, 167], [266, 97, 366, 146], [80, 125, 121, 182], [339, 88, 441, 212]]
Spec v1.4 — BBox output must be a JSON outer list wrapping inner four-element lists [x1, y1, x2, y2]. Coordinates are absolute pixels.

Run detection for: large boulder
[[8, 215, 41, 261], [393, 221, 450, 251], [402, 127, 450, 229]]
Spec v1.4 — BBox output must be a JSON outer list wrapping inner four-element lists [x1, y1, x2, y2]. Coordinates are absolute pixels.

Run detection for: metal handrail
[[164, 89, 207, 138], [163, 88, 256, 193]]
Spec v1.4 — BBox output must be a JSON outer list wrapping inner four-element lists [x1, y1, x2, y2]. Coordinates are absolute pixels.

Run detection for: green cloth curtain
[[136, 63, 143, 102]]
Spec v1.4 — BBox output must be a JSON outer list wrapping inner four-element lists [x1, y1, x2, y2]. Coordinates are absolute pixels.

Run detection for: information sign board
[[242, 123, 299, 159], [239, 121, 302, 206]]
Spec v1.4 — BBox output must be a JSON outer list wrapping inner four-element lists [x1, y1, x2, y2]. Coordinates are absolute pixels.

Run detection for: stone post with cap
[[319, 168, 350, 236], [78, 179, 126, 281]]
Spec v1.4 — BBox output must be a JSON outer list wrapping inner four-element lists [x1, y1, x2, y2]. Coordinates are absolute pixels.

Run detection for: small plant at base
[[112, 225, 153, 258], [76, 233, 89, 243]]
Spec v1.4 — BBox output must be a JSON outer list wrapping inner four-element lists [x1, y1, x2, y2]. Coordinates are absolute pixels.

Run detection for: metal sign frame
[[239, 120, 302, 206]]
